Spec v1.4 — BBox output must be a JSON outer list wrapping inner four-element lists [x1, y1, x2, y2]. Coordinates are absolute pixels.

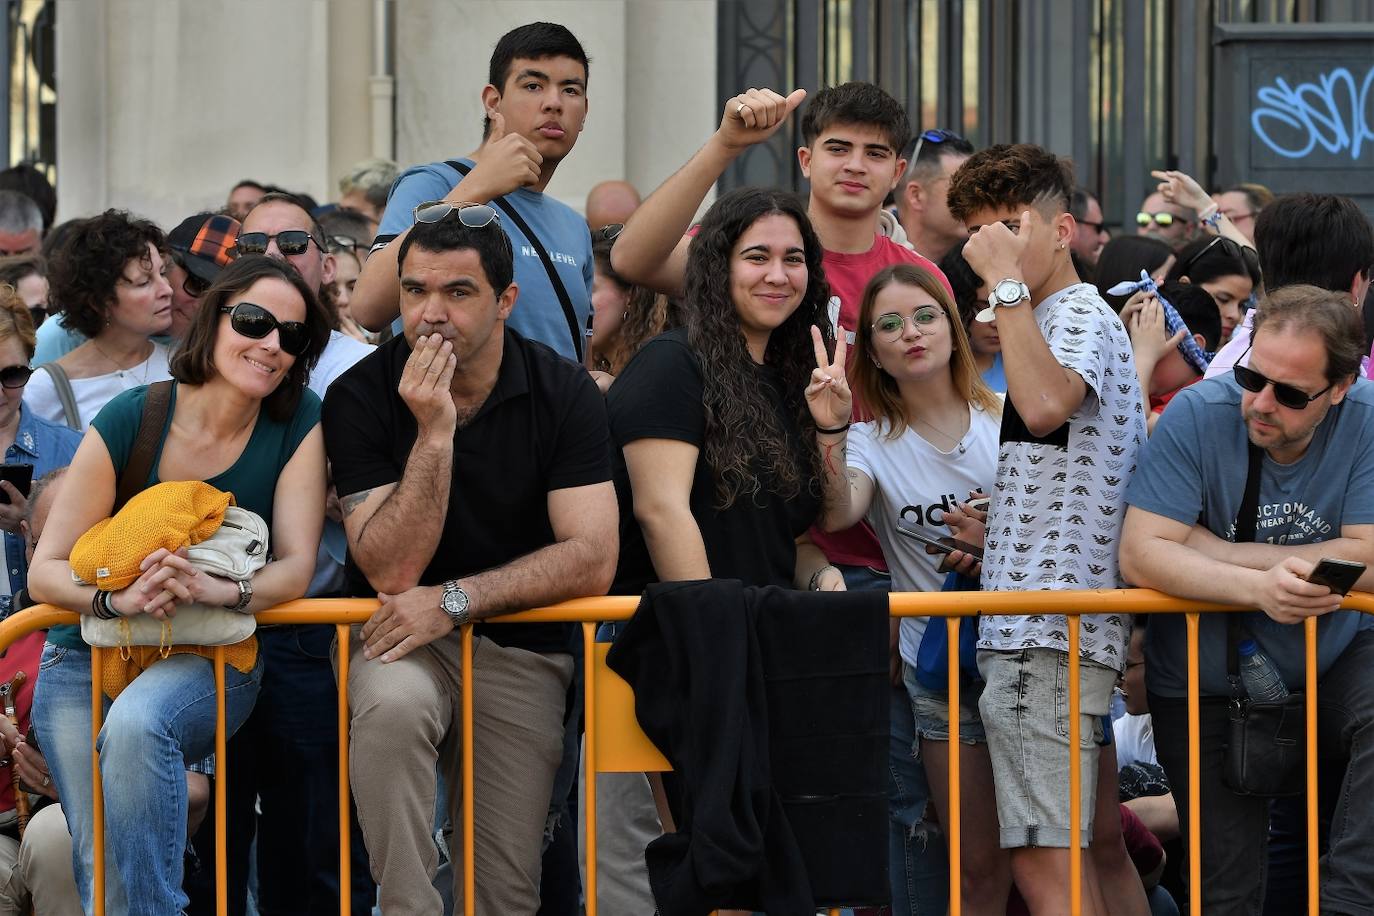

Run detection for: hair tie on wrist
[[816, 422, 850, 435]]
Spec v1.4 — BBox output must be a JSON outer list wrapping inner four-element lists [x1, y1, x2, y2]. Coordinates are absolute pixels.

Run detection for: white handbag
[[80, 506, 269, 652]]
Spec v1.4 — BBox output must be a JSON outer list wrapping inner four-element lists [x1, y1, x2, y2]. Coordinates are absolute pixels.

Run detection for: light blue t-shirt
[[376, 158, 594, 362], [1125, 375, 1374, 698], [33, 320, 175, 367], [980, 352, 1006, 393]]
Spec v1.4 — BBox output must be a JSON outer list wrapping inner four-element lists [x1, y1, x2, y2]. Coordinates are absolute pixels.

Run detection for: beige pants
[[577, 761, 659, 915], [0, 803, 82, 915], [339, 628, 572, 916]]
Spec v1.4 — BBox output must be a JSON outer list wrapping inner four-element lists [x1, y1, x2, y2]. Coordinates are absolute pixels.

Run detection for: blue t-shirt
[[32, 320, 175, 367], [1125, 375, 1374, 698], [980, 352, 1006, 393], [376, 158, 594, 362]]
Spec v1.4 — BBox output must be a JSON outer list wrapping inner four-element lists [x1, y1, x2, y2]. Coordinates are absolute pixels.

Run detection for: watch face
[[994, 279, 1026, 304], [442, 585, 469, 616]]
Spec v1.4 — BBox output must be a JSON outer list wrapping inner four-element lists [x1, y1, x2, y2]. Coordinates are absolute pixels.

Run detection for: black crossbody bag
[[445, 160, 584, 362], [1222, 443, 1306, 797]]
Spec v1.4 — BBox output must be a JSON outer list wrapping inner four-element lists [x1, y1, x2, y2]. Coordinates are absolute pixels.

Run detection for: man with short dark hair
[[893, 128, 975, 263], [1206, 192, 1374, 380], [1121, 285, 1374, 914], [226, 180, 268, 222], [324, 208, 616, 913], [1069, 186, 1109, 269], [351, 21, 594, 365], [0, 192, 42, 258]]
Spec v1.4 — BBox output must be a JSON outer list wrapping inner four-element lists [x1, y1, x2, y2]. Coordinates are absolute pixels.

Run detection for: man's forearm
[[462, 535, 616, 620], [1185, 526, 1374, 587], [352, 235, 405, 331], [996, 304, 1084, 435], [347, 436, 453, 593], [1121, 533, 1262, 606], [610, 135, 739, 295]]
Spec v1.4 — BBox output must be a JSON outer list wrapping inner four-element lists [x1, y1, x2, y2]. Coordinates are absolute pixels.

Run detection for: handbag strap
[[1227, 443, 1265, 697], [445, 160, 584, 362], [37, 363, 80, 431], [113, 381, 173, 513]]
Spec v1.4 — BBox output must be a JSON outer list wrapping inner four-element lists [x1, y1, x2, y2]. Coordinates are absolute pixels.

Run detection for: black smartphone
[[896, 519, 984, 560], [1306, 557, 1366, 596], [0, 463, 33, 505]]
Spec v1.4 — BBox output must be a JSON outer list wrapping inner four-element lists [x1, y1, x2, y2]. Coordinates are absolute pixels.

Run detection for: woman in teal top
[[27, 256, 331, 915]]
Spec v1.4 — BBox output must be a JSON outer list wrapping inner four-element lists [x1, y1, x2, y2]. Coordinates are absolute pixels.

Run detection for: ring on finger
[[737, 102, 747, 115]]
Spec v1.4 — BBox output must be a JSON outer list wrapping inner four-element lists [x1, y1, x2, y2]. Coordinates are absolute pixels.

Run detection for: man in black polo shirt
[[321, 204, 617, 914]]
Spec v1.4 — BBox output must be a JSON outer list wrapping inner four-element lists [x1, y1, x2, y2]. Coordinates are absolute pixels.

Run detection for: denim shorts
[[976, 648, 1116, 849], [903, 662, 987, 746]]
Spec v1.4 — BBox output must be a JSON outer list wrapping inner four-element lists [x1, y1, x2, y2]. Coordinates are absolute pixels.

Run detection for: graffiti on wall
[[1250, 65, 1374, 161]]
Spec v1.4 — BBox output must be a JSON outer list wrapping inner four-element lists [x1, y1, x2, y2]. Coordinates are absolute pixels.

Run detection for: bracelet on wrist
[[808, 565, 839, 591], [226, 578, 253, 613], [816, 422, 850, 435], [92, 590, 119, 620], [1200, 209, 1223, 231]]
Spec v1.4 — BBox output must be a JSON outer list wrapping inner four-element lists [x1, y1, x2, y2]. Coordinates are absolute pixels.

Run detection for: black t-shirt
[[322, 328, 612, 654], [607, 328, 820, 595]]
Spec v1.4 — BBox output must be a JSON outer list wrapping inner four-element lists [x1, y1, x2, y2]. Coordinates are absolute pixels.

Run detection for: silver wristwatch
[[440, 580, 471, 628], [976, 277, 1031, 322]]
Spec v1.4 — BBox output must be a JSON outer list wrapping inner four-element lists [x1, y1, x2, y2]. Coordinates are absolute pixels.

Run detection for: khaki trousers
[[0, 803, 82, 916], [340, 628, 572, 916]]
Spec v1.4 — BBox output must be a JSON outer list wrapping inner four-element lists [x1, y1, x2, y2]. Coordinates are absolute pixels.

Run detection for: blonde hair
[[849, 263, 1001, 440], [0, 283, 35, 358]]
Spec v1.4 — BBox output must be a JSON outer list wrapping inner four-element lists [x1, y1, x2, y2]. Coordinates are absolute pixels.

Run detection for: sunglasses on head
[[1176, 235, 1261, 281], [234, 230, 317, 257], [218, 302, 311, 357], [412, 201, 501, 228], [0, 364, 32, 389], [1233, 345, 1332, 410], [906, 128, 965, 163], [1136, 211, 1177, 228]]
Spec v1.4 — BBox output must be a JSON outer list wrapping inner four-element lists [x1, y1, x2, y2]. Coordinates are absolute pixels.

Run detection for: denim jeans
[[31, 642, 263, 916], [1150, 627, 1374, 916], [220, 625, 374, 915]]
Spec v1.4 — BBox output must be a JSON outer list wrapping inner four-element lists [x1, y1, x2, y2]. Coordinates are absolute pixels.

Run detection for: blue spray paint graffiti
[[1250, 66, 1374, 160]]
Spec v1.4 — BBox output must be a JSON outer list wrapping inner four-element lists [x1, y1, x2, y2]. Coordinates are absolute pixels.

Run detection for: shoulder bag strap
[[1227, 443, 1265, 695], [446, 160, 584, 361], [113, 381, 174, 514], [37, 363, 80, 431]]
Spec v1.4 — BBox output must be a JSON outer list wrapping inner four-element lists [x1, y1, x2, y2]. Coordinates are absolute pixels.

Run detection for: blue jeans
[[836, 564, 949, 915], [31, 642, 263, 916]]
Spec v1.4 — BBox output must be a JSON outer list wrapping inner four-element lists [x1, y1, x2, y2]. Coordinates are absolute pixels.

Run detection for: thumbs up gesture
[[459, 111, 545, 200], [718, 87, 808, 152]]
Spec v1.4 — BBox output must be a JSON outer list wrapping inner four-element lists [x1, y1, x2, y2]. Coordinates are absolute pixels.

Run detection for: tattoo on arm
[[822, 441, 845, 477], [340, 489, 375, 519]]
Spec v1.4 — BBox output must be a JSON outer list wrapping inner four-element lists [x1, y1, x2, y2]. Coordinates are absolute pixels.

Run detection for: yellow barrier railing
[[0, 590, 1357, 916]]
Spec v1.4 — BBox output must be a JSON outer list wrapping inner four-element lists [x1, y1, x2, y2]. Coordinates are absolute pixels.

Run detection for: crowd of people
[[0, 17, 1366, 916]]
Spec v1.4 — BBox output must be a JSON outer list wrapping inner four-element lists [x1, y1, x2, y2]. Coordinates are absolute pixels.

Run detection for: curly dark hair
[[946, 143, 1076, 223], [170, 255, 332, 423], [684, 187, 832, 509], [50, 210, 166, 339]]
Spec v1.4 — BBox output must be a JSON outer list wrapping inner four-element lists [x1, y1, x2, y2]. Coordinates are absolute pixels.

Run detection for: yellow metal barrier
[[0, 590, 1358, 916]]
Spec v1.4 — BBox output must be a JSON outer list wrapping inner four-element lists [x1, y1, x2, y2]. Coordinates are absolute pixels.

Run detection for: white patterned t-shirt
[[977, 283, 1146, 671]]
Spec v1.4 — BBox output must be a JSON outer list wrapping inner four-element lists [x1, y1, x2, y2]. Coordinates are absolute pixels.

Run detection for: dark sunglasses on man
[[218, 302, 312, 357], [235, 230, 318, 258], [1233, 344, 1332, 410]]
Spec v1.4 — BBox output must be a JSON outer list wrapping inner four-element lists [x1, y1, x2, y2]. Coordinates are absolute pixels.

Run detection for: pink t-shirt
[[810, 236, 951, 570]]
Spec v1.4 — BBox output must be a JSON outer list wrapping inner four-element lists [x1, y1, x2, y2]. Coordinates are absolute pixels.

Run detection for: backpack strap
[[113, 381, 173, 513], [445, 160, 584, 361], [37, 363, 80, 431]]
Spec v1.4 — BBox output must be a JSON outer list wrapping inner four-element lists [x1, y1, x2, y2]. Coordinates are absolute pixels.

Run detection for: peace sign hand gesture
[[806, 325, 852, 432]]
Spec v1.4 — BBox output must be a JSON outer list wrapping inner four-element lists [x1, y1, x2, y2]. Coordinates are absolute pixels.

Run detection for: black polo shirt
[[322, 327, 612, 655]]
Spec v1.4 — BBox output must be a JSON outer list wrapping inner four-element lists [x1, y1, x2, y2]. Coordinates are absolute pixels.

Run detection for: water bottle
[[1237, 639, 1289, 702]]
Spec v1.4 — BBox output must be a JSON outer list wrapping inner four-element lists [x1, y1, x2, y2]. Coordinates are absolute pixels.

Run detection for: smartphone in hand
[[895, 519, 984, 561], [1306, 557, 1366, 596], [0, 464, 33, 506]]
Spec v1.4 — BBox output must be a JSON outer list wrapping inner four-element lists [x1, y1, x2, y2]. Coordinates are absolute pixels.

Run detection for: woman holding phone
[[816, 262, 1009, 914]]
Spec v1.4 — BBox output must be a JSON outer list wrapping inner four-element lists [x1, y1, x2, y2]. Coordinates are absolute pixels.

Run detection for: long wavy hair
[[851, 263, 1002, 440], [684, 187, 833, 509]]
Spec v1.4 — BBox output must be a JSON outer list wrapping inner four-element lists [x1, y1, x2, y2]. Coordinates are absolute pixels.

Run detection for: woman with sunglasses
[[27, 255, 331, 914], [1163, 234, 1261, 344], [816, 262, 1008, 914], [0, 284, 80, 617], [24, 211, 175, 431]]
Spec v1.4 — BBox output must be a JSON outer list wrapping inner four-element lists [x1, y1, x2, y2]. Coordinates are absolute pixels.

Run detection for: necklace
[[92, 340, 154, 384], [912, 412, 969, 454]]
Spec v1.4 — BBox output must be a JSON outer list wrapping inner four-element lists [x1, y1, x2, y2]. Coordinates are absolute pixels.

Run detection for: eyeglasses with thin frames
[[871, 305, 946, 341]]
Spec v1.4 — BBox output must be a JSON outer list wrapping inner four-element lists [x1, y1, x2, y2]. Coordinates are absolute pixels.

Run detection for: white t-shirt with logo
[[847, 408, 1000, 666], [977, 282, 1146, 672]]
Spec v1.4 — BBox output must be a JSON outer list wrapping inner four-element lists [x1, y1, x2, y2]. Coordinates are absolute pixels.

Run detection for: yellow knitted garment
[[102, 638, 258, 700], [71, 481, 232, 590]]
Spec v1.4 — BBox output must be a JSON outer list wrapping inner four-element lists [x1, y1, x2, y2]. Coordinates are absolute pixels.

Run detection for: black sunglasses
[[594, 223, 624, 242], [218, 302, 312, 357], [905, 128, 965, 163], [412, 201, 500, 228], [1177, 235, 1261, 282], [0, 364, 32, 389], [1233, 346, 1332, 410], [235, 230, 317, 257]]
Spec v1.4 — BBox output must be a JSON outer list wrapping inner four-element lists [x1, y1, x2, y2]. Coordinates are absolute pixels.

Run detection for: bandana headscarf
[[1108, 270, 1212, 375]]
